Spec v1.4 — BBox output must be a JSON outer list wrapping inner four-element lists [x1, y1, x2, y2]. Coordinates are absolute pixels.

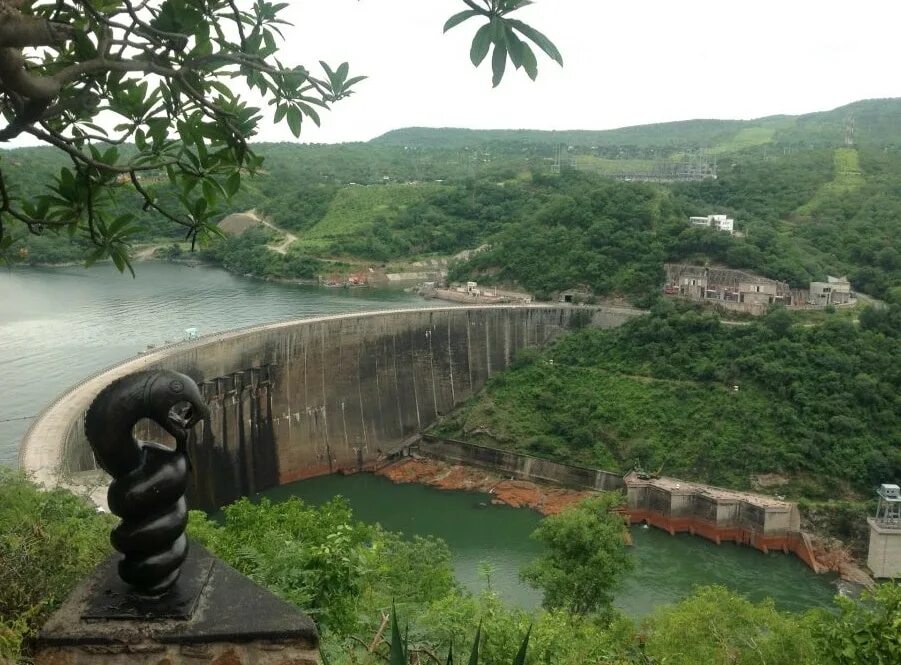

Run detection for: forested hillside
[[3, 98, 899, 302], [435, 303, 901, 494], [374, 98, 901, 150]]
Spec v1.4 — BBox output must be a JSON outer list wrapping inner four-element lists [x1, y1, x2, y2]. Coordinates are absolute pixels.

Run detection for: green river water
[[266, 473, 840, 617]]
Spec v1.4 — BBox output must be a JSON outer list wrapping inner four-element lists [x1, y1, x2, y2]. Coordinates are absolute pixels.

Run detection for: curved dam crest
[[20, 305, 642, 510]]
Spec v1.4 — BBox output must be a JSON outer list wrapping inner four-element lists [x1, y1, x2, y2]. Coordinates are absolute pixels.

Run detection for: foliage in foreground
[[0, 0, 559, 271], [2, 473, 900, 665], [521, 493, 633, 616], [0, 472, 112, 662]]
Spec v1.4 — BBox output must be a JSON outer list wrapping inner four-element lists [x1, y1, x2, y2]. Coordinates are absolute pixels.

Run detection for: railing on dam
[[20, 304, 645, 511], [417, 434, 625, 491]]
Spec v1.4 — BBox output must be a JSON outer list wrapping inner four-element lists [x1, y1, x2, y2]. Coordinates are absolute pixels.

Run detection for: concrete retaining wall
[[418, 435, 624, 491], [20, 305, 643, 510]]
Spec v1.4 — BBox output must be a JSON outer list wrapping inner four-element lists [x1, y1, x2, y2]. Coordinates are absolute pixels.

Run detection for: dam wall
[[20, 305, 643, 510]]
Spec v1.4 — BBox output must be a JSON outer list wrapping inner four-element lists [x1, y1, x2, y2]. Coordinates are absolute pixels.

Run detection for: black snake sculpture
[[84, 370, 208, 596]]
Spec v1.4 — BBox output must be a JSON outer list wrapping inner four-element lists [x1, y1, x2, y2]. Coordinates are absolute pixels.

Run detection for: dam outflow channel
[[9, 263, 838, 614], [267, 473, 838, 616]]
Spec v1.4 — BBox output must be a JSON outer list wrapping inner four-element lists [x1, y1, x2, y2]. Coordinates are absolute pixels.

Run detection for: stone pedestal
[[867, 518, 901, 579], [34, 545, 319, 665]]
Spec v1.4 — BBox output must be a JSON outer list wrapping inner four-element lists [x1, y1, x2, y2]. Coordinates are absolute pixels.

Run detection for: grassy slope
[[296, 183, 441, 253], [796, 148, 865, 214], [710, 126, 777, 154]]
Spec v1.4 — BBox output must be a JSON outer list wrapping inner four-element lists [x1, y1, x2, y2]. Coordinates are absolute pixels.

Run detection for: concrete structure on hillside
[[690, 214, 735, 234], [20, 306, 644, 512], [663, 264, 791, 315], [624, 473, 821, 569], [808, 276, 854, 306], [867, 483, 901, 578]]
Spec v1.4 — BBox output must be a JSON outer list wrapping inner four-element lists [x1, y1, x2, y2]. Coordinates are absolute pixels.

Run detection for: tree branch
[[0, 11, 75, 49]]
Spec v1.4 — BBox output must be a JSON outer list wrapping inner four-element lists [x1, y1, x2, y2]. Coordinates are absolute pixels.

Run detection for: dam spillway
[[19, 305, 642, 510]]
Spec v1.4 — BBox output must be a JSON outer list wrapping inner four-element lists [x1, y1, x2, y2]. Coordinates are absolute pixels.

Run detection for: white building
[[690, 214, 735, 235]]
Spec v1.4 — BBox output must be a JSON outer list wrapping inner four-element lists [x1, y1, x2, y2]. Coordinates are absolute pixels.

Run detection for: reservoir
[[4, 263, 839, 616], [267, 473, 839, 616], [0, 262, 431, 465]]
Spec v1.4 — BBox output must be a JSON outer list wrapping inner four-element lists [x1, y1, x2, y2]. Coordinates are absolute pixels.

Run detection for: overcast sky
[[253, 0, 900, 143]]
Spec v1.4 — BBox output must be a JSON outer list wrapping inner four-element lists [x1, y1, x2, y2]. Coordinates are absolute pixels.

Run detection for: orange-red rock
[[376, 458, 593, 516]]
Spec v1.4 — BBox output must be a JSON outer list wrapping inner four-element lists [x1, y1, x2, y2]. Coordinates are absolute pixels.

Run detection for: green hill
[[372, 98, 901, 151], [435, 304, 901, 493], [3, 98, 900, 301], [371, 119, 748, 150]]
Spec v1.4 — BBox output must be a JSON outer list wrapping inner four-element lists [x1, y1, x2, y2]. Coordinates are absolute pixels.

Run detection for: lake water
[[267, 473, 840, 616], [2, 263, 839, 616], [0, 262, 431, 464]]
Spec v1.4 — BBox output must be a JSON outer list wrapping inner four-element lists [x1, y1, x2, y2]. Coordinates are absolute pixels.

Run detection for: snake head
[[146, 371, 209, 446]]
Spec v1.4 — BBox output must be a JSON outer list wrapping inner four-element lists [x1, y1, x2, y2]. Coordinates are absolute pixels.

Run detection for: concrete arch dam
[[20, 305, 642, 511]]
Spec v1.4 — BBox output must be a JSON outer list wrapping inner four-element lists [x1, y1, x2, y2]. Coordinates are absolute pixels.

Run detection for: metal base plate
[[81, 546, 214, 621]]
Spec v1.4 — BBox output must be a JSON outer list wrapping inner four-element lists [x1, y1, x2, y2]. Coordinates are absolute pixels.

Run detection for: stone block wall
[[35, 640, 318, 665], [419, 436, 624, 491]]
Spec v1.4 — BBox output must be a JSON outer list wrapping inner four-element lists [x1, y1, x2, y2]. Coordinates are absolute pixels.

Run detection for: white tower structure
[[867, 484, 901, 578]]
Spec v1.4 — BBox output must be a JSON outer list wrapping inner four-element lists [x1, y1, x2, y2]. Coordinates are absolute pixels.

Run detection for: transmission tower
[[845, 113, 856, 146]]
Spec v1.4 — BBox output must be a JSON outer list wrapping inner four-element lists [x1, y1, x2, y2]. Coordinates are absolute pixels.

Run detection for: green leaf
[[444, 9, 480, 33], [108, 214, 135, 237], [225, 172, 241, 197], [445, 643, 453, 665], [344, 75, 368, 88], [389, 603, 405, 665], [512, 625, 531, 665], [520, 42, 538, 80], [470, 23, 493, 67], [508, 19, 563, 65], [297, 102, 321, 127], [504, 27, 525, 69], [467, 622, 481, 665], [202, 179, 219, 206], [500, 0, 534, 12], [491, 39, 508, 87], [286, 106, 302, 137]]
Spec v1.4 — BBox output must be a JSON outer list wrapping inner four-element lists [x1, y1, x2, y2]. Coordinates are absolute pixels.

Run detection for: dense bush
[[200, 228, 327, 281], [0, 472, 111, 663], [3, 474, 900, 664], [439, 304, 901, 490]]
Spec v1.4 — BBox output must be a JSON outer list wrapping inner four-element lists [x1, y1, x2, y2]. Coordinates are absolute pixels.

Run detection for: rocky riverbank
[[376, 457, 594, 515], [376, 457, 876, 587]]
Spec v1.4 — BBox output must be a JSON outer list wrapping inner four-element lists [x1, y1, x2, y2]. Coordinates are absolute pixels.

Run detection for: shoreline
[[374, 457, 874, 588]]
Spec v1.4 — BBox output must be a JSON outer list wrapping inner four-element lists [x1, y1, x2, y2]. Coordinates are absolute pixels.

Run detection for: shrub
[[0, 472, 111, 662]]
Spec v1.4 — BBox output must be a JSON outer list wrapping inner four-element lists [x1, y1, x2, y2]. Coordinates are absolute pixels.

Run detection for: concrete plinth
[[867, 518, 901, 579], [34, 545, 319, 665]]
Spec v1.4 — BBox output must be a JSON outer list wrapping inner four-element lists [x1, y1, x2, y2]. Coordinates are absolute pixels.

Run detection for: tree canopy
[[0, 0, 560, 272], [520, 493, 633, 616]]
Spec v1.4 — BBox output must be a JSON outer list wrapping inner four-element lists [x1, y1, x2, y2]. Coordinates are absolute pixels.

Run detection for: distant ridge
[[371, 98, 901, 150]]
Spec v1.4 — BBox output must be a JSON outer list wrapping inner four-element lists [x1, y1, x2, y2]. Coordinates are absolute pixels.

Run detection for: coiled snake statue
[[85, 370, 208, 596]]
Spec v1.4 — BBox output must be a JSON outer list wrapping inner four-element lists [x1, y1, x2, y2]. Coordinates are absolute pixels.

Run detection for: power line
[[0, 415, 35, 423]]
